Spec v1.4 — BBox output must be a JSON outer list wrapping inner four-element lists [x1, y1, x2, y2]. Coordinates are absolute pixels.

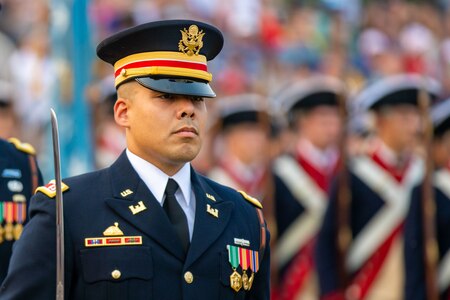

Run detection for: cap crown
[[96, 19, 224, 97]]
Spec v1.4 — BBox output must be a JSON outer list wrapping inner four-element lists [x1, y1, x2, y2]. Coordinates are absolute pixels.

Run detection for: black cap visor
[[135, 77, 216, 98]]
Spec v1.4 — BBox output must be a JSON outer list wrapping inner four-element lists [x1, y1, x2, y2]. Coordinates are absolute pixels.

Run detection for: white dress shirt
[[126, 149, 196, 240]]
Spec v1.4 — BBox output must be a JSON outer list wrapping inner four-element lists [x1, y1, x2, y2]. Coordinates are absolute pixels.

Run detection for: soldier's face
[[224, 123, 270, 165], [299, 106, 341, 149], [376, 104, 420, 151], [114, 81, 207, 175]]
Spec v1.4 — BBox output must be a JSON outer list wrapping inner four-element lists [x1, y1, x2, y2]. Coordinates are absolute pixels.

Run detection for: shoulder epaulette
[[35, 180, 69, 198], [238, 190, 263, 209], [7, 137, 36, 155]]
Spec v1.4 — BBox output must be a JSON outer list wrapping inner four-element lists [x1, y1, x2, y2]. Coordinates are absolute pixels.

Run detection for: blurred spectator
[[0, 31, 15, 82], [399, 22, 438, 75], [8, 24, 56, 153], [0, 0, 49, 43], [221, 0, 262, 39], [277, 7, 322, 77], [215, 54, 250, 96], [439, 9, 450, 96], [185, 0, 220, 20], [0, 80, 17, 139], [86, 76, 126, 169]]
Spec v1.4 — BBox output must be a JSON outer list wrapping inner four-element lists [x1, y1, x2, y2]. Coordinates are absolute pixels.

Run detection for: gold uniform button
[[184, 271, 194, 284], [111, 270, 121, 280]]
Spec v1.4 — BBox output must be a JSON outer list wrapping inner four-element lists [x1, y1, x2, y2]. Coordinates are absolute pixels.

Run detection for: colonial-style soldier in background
[[0, 79, 43, 283], [316, 74, 441, 300], [206, 93, 279, 293], [207, 93, 275, 207], [0, 20, 270, 299], [272, 76, 344, 300], [404, 98, 450, 300]]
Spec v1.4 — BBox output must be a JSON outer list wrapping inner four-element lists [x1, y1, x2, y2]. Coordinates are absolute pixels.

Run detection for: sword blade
[[50, 108, 64, 300]]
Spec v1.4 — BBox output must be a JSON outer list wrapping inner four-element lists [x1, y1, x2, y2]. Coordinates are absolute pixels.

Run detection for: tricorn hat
[[353, 74, 441, 112]]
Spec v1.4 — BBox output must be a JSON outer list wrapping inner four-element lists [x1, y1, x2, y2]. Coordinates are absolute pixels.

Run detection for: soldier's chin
[[174, 147, 201, 163]]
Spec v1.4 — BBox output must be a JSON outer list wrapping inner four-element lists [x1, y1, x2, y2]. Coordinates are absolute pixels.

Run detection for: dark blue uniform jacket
[[0, 152, 270, 300], [404, 179, 450, 300], [0, 139, 42, 283], [315, 169, 386, 296], [315, 156, 422, 298]]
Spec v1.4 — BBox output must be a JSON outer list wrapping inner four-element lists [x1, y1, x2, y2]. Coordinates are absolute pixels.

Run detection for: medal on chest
[[227, 245, 259, 292]]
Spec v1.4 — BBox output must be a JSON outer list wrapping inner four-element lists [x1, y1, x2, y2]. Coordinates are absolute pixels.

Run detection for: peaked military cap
[[97, 19, 224, 97], [353, 74, 441, 111], [431, 99, 450, 137], [276, 75, 345, 115], [214, 94, 269, 130]]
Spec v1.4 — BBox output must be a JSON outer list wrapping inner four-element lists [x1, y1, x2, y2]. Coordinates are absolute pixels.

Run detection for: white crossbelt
[[273, 155, 327, 268], [346, 156, 423, 272]]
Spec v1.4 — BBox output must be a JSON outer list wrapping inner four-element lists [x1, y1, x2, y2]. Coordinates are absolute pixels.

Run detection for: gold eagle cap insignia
[[178, 25, 205, 56]]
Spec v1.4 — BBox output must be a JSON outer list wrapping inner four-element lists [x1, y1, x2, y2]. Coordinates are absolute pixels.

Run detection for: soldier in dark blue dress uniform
[[404, 98, 450, 300], [315, 74, 441, 300], [0, 137, 43, 283], [0, 20, 270, 300], [0, 79, 44, 283]]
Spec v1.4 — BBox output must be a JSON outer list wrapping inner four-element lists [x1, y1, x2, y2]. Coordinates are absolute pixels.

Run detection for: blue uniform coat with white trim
[[404, 181, 450, 300]]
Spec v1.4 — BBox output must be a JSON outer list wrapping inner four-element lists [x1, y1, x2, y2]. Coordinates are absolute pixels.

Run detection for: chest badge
[[206, 193, 216, 201], [129, 200, 147, 215], [120, 189, 133, 197], [103, 222, 123, 236], [7, 180, 23, 193], [85, 222, 142, 248], [234, 238, 250, 247], [206, 204, 219, 218], [1, 169, 21, 179]]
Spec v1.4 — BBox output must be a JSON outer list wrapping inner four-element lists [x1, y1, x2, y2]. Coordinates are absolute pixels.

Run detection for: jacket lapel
[[185, 171, 234, 267], [104, 152, 185, 261]]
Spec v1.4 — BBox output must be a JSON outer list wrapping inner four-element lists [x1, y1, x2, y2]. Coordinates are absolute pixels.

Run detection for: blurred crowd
[[0, 0, 449, 168]]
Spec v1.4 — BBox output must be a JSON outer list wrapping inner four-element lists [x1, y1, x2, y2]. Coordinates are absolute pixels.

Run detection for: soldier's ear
[[114, 97, 130, 128]]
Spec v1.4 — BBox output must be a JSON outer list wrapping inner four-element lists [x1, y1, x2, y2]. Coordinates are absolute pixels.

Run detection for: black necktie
[[163, 178, 190, 253]]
